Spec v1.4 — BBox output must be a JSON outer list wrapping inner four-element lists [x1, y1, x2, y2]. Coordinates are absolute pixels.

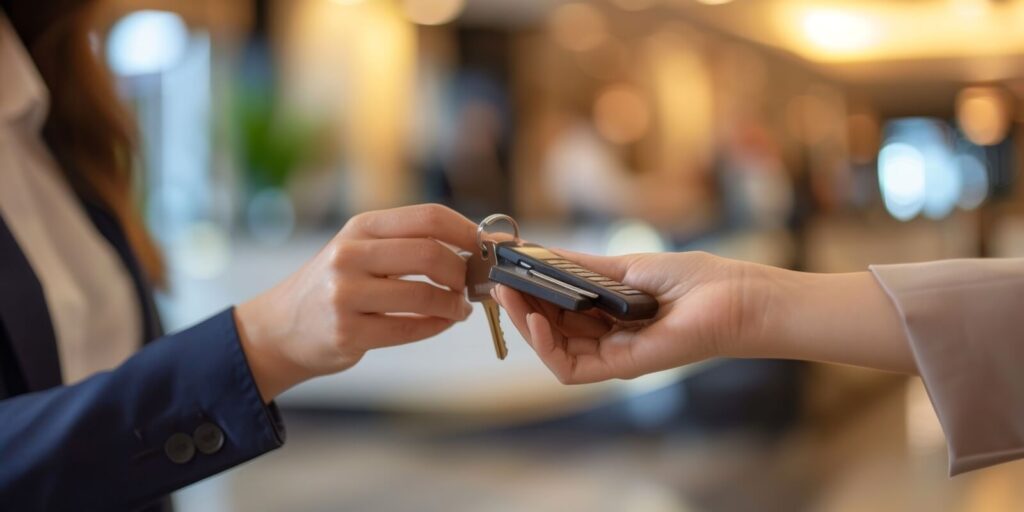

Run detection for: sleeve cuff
[[870, 259, 1024, 475], [212, 306, 287, 448], [128, 307, 286, 498]]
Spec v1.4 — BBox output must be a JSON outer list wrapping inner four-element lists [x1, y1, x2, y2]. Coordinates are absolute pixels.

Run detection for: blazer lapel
[[0, 211, 63, 391]]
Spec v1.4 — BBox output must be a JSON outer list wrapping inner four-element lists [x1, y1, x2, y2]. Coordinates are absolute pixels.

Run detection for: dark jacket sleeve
[[0, 308, 286, 510]]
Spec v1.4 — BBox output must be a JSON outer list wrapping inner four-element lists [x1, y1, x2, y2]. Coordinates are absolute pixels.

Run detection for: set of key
[[465, 214, 659, 361], [466, 236, 509, 359]]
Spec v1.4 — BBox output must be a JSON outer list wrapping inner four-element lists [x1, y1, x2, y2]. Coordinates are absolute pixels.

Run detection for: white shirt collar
[[0, 13, 50, 132]]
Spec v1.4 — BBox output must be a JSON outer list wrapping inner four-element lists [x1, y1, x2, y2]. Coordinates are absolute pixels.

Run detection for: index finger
[[344, 203, 478, 252]]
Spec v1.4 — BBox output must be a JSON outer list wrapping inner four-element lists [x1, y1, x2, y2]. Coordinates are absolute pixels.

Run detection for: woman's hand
[[235, 204, 478, 401], [493, 251, 766, 384], [494, 250, 915, 384]]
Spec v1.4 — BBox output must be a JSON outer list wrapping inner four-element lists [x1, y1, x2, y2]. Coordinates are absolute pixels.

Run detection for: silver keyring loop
[[477, 213, 520, 258]]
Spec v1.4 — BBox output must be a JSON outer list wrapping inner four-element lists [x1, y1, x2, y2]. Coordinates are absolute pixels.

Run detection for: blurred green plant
[[234, 86, 324, 190]]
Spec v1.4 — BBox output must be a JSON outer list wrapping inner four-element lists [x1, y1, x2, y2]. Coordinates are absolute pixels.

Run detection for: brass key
[[466, 239, 508, 360], [467, 214, 522, 360]]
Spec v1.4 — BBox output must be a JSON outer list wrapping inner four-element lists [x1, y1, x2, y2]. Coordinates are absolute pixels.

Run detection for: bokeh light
[[878, 119, 966, 221], [176, 221, 231, 280], [878, 142, 927, 221], [956, 86, 1012, 146], [921, 155, 960, 220], [956, 153, 989, 210], [593, 84, 651, 145], [107, 10, 189, 76], [549, 2, 609, 52], [605, 219, 667, 255], [402, 0, 465, 26]]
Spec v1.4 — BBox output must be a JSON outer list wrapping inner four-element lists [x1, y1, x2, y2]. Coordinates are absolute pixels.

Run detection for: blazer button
[[193, 422, 225, 455], [164, 433, 196, 464]]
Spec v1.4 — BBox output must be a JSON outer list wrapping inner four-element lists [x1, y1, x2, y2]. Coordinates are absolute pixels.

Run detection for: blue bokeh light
[[107, 10, 189, 76]]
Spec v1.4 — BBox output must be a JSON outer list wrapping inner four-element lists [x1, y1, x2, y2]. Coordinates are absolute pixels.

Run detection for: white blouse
[[0, 14, 140, 384]]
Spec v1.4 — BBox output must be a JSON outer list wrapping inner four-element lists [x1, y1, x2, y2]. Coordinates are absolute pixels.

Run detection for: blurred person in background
[[542, 111, 715, 233], [715, 118, 794, 233], [0, 2, 479, 509], [495, 251, 1024, 476]]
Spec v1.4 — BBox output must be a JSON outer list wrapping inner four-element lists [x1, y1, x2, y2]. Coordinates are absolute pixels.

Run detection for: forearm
[[749, 267, 917, 374]]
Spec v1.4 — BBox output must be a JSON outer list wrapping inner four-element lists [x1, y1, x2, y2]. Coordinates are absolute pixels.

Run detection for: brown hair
[[4, 0, 165, 287]]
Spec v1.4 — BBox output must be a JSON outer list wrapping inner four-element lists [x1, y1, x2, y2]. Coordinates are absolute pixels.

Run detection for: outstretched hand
[[493, 251, 767, 384]]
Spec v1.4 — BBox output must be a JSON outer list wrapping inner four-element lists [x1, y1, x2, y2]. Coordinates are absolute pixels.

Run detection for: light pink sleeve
[[870, 258, 1024, 475]]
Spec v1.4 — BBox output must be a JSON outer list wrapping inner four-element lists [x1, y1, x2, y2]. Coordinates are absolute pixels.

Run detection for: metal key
[[466, 239, 508, 359]]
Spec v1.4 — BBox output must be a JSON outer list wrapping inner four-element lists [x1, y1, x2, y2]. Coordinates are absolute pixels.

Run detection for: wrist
[[752, 268, 915, 373], [234, 294, 309, 402], [713, 260, 791, 359], [750, 267, 822, 360]]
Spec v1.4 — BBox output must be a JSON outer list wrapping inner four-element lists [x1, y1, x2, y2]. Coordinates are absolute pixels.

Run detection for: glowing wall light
[[645, 29, 715, 170], [107, 10, 189, 76]]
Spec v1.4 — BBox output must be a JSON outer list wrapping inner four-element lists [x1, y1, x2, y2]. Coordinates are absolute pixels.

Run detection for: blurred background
[[88, 0, 1024, 510]]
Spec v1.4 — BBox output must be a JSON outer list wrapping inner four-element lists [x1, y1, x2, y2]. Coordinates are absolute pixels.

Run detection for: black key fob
[[489, 265, 594, 312], [490, 241, 659, 321]]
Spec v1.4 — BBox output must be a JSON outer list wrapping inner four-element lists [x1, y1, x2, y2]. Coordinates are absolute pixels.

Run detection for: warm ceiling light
[[949, 0, 990, 19], [956, 86, 1012, 146], [802, 9, 876, 53], [402, 0, 465, 26], [593, 84, 651, 144], [549, 3, 608, 52]]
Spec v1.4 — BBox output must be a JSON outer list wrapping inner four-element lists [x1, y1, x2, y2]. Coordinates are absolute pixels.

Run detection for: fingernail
[[461, 301, 473, 318]]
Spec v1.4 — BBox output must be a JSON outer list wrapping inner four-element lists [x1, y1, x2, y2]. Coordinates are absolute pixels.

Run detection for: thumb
[[550, 249, 635, 282]]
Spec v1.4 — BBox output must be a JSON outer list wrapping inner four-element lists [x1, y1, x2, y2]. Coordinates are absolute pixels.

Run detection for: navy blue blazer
[[0, 200, 286, 510]]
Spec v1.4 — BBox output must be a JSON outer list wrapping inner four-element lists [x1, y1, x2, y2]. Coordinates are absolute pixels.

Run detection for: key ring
[[477, 213, 520, 259]]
